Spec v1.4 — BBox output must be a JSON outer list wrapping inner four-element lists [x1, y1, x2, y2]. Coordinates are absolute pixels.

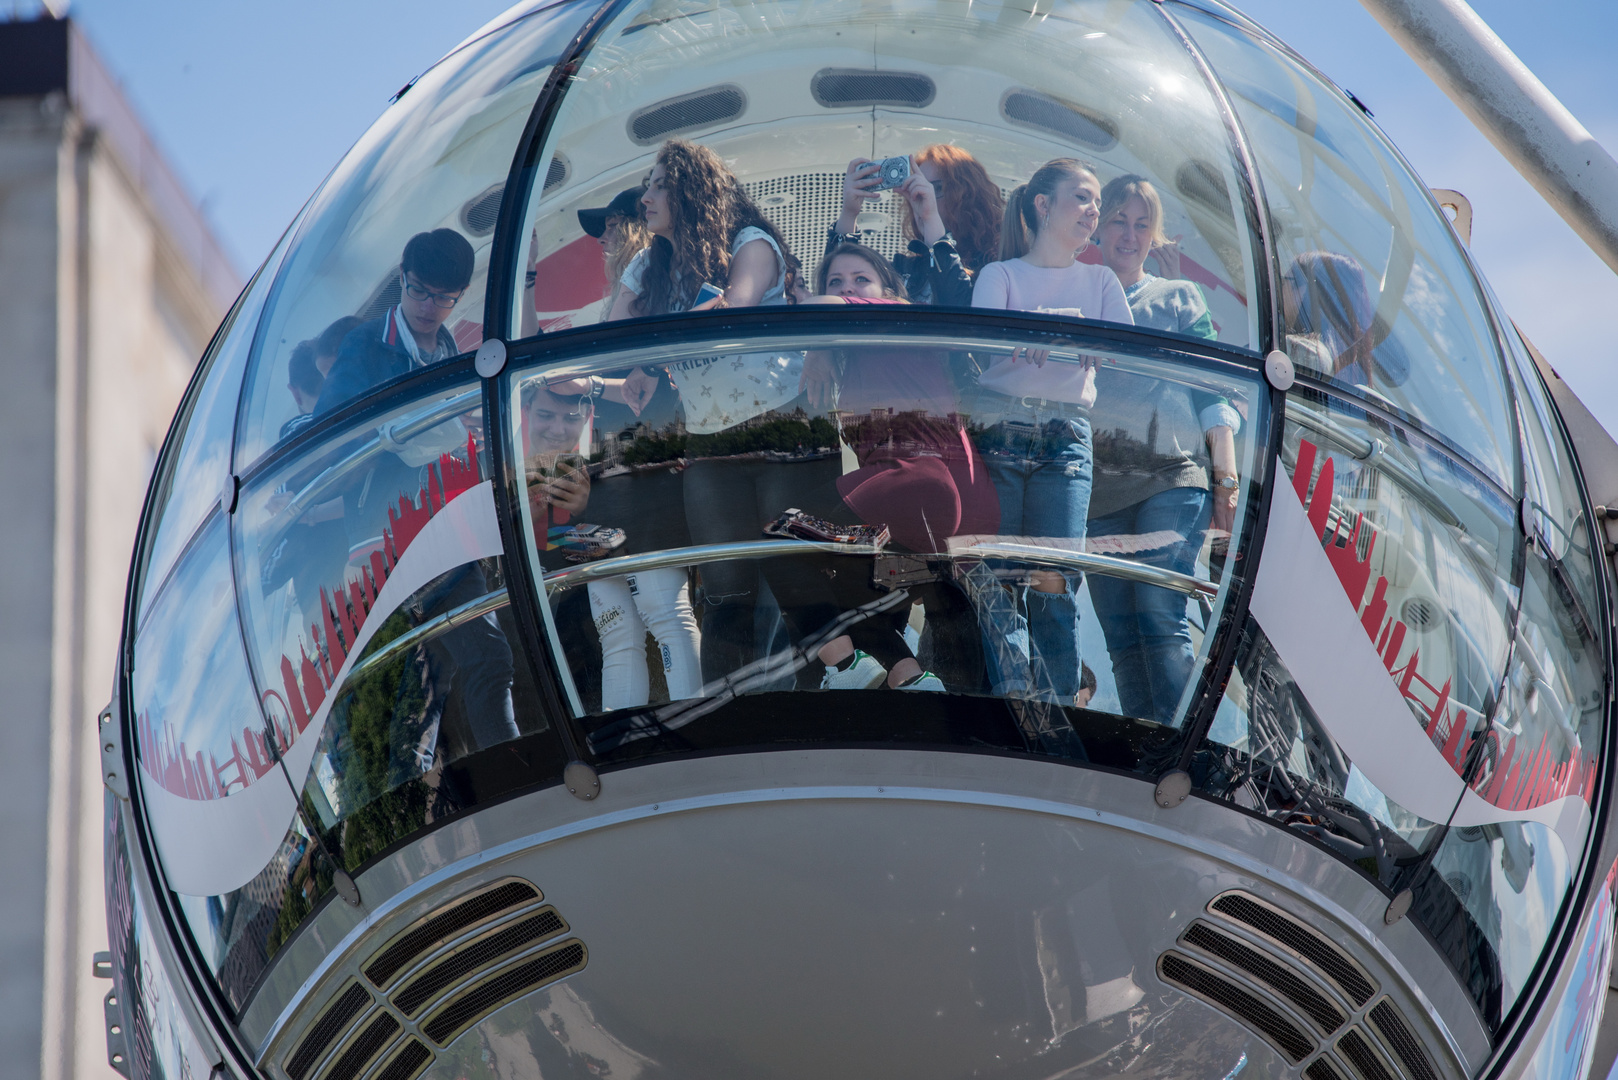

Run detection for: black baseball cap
[[577, 188, 644, 238]]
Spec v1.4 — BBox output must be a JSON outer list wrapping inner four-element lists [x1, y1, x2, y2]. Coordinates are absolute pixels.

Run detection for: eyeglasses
[[401, 276, 463, 309]]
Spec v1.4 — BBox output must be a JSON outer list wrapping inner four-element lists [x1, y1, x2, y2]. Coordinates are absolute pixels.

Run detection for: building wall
[[0, 31, 234, 1077]]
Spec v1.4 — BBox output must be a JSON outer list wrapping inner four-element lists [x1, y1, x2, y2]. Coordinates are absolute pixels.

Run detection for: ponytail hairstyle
[[1000, 158, 1098, 261], [1096, 174, 1168, 251], [907, 144, 1005, 273], [816, 242, 908, 300]]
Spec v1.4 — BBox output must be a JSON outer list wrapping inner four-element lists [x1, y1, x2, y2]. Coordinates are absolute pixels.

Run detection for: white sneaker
[[898, 671, 945, 692], [820, 650, 887, 690]]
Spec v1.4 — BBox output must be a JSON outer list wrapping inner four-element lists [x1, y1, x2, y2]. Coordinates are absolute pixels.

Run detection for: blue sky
[[63, 0, 1618, 428]]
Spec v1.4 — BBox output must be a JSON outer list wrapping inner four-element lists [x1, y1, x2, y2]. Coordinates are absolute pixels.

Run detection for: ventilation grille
[[423, 940, 588, 1046], [1209, 892, 1377, 1006], [373, 1040, 431, 1080], [364, 880, 540, 988], [1306, 1058, 1348, 1080], [1159, 952, 1315, 1063], [460, 185, 505, 237], [811, 67, 935, 108], [543, 154, 569, 194], [276, 878, 586, 1080], [629, 85, 746, 144], [1182, 921, 1346, 1033], [286, 982, 371, 1080], [356, 266, 402, 322], [1176, 159, 1230, 213], [1368, 1001, 1439, 1080], [1338, 1029, 1397, 1080], [1000, 89, 1117, 150], [322, 1013, 399, 1080], [394, 908, 568, 1017]]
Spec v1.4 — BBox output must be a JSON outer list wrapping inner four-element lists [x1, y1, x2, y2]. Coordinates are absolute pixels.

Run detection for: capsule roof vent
[[422, 939, 588, 1046], [1337, 1029, 1398, 1080], [1176, 159, 1230, 212], [629, 85, 746, 144], [460, 185, 505, 237], [364, 879, 540, 989], [1000, 89, 1117, 150], [544, 154, 569, 194], [1181, 921, 1346, 1034], [286, 982, 371, 1080], [393, 907, 568, 1017], [811, 67, 935, 108]]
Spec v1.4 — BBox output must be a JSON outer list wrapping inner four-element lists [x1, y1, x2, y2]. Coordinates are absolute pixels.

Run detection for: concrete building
[[0, 15, 238, 1079]]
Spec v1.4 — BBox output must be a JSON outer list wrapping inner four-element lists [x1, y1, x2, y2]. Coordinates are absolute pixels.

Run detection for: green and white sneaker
[[820, 650, 887, 690], [897, 671, 945, 692]]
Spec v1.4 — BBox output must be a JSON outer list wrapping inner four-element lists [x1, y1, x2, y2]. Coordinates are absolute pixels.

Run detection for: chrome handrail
[[1284, 399, 1462, 528], [543, 540, 885, 591], [263, 387, 483, 537], [347, 587, 511, 682], [542, 539, 1215, 598]]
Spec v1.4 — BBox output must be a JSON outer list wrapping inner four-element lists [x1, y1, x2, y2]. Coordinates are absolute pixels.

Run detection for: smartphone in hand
[[695, 282, 724, 305]]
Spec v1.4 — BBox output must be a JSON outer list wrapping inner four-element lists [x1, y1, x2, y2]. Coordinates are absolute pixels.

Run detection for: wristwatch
[[1214, 474, 1239, 490]]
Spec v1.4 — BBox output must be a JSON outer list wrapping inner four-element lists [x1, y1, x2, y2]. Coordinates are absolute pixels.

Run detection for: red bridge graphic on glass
[[1292, 438, 1596, 812], [137, 436, 484, 801]]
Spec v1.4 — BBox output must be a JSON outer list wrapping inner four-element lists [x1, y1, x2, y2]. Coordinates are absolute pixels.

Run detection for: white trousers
[[587, 567, 703, 710]]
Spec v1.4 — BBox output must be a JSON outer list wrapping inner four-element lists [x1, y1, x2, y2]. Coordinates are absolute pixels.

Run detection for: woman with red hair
[[826, 144, 1005, 306]]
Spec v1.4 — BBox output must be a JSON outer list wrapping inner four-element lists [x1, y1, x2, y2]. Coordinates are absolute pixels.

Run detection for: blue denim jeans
[[967, 414, 1092, 703], [1087, 486, 1211, 724]]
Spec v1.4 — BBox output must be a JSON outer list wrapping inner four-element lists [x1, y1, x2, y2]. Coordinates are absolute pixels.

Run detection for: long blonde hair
[[1000, 158, 1098, 261], [604, 212, 652, 284]]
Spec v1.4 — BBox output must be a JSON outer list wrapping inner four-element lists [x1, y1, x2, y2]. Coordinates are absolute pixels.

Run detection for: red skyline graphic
[[136, 435, 484, 802], [1291, 438, 1597, 815]]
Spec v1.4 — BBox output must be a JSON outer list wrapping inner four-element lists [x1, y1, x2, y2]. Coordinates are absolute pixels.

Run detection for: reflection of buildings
[[0, 15, 237, 1079]]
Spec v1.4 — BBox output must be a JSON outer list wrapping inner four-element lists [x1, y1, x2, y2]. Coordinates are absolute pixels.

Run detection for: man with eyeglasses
[[316, 228, 476, 414]]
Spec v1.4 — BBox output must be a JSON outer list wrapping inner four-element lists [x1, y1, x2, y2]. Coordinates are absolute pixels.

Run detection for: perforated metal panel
[[393, 908, 568, 1017], [460, 185, 505, 237], [1368, 1000, 1439, 1080], [422, 940, 588, 1046], [1181, 921, 1347, 1033], [744, 173, 908, 284], [364, 879, 541, 988], [286, 982, 371, 1080], [1337, 1029, 1398, 1080]]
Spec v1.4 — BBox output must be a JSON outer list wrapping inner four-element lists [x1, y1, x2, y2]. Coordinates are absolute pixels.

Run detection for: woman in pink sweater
[[965, 158, 1132, 709]]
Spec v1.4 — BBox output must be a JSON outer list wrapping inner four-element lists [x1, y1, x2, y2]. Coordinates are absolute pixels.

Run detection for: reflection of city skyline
[[136, 440, 483, 802]]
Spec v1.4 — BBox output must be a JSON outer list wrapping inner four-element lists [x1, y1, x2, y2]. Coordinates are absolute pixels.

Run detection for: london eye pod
[[101, 0, 1618, 1077]]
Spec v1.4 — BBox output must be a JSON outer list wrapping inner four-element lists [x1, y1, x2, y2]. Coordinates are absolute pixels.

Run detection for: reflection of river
[[583, 466, 691, 554]]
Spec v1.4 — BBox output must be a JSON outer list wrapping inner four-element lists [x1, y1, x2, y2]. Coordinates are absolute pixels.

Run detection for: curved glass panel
[[503, 320, 1263, 770], [233, 0, 596, 468], [511, 0, 1258, 352], [137, 226, 294, 625], [1418, 536, 1606, 1026], [1174, 4, 1518, 489]]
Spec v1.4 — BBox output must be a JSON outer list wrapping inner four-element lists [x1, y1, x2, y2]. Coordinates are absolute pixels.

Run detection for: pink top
[[971, 259, 1132, 402]]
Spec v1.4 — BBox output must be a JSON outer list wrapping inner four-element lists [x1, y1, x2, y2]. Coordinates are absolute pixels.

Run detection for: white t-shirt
[[623, 227, 799, 434], [620, 226, 788, 308], [972, 259, 1133, 402]]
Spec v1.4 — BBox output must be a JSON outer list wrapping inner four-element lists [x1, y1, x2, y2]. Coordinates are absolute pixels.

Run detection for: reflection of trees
[[624, 413, 838, 465]]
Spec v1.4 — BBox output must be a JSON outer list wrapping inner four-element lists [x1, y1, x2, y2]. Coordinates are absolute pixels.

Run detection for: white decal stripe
[[140, 482, 506, 896], [1251, 483, 1589, 856]]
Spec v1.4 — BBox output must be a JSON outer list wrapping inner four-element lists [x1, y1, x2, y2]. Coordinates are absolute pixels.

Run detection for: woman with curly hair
[[827, 144, 1005, 306]]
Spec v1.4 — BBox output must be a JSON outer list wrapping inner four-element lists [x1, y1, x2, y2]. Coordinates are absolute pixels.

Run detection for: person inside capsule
[[523, 374, 706, 711], [965, 157, 1131, 703], [827, 144, 1004, 306], [798, 241, 997, 690], [1280, 249, 1410, 394], [576, 186, 651, 325], [1086, 173, 1240, 724], [315, 229, 475, 415]]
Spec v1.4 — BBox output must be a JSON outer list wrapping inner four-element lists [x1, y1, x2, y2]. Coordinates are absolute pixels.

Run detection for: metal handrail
[[542, 539, 1216, 598], [347, 587, 511, 682], [264, 387, 483, 536], [1284, 399, 1463, 528]]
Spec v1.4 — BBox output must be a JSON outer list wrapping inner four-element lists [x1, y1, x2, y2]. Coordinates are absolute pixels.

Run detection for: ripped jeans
[[968, 413, 1093, 704]]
